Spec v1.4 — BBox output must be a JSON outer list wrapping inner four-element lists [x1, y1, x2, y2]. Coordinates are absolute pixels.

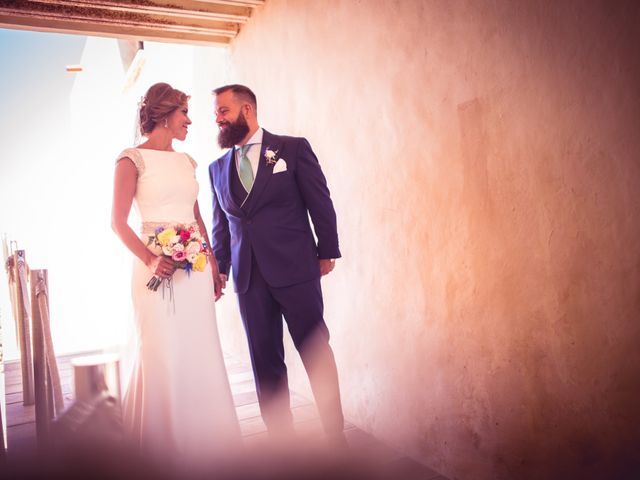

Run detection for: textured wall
[[217, 1, 640, 478]]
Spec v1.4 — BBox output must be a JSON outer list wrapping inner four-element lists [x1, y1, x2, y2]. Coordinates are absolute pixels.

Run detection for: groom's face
[[215, 91, 250, 149]]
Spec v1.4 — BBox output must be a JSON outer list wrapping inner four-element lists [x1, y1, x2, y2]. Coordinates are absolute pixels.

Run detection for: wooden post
[[1, 235, 12, 458], [2, 238, 19, 356], [31, 269, 52, 450], [0, 309, 5, 459], [32, 270, 64, 413], [14, 250, 34, 405]]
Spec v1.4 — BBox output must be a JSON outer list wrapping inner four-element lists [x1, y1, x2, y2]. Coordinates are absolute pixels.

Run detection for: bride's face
[[167, 102, 191, 141]]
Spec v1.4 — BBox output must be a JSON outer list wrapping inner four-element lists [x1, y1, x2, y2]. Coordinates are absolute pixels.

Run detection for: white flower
[[170, 235, 181, 245], [186, 241, 201, 255], [187, 253, 199, 264], [172, 243, 185, 252], [149, 242, 163, 256], [264, 147, 279, 166], [162, 245, 173, 256]]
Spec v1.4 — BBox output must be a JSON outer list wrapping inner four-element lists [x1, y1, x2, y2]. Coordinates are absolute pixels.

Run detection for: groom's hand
[[213, 274, 223, 301], [219, 274, 228, 290], [319, 259, 336, 276]]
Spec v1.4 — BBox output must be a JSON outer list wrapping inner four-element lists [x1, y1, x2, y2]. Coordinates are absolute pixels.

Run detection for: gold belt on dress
[[140, 220, 199, 235]]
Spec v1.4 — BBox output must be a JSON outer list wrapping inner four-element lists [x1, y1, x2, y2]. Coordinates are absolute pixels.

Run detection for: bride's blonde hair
[[139, 83, 190, 135]]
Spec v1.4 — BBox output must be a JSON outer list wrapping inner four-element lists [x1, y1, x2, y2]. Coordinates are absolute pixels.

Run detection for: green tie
[[239, 144, 254, 192]]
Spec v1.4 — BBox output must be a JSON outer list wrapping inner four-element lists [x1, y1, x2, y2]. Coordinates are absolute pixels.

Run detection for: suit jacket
[[209, 129, 341, 293]]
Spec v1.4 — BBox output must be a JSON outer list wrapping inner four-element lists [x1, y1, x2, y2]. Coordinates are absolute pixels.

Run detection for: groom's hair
[[213, 84, 257, 111]]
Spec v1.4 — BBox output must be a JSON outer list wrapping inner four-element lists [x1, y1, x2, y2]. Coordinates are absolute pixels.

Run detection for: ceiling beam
[[35, 0, 252, 23], [0, 0, 264, 46]]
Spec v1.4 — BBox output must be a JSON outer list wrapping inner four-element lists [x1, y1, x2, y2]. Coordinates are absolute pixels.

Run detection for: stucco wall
[[216, 1, 640, 478]]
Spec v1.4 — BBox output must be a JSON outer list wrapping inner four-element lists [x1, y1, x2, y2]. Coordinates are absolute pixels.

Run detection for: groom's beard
[[217, 111, 250, 149]]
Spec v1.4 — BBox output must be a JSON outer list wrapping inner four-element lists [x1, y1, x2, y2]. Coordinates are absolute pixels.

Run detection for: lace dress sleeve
[[116, 148, 145, 174]]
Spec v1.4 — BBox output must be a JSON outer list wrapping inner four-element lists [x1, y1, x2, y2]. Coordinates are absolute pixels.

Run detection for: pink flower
[[172, 250, 187, 262], [180, 229, 191, 242]]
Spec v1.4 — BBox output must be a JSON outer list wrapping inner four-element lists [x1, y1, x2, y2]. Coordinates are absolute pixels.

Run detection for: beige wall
[[215, 1, 640, 479]]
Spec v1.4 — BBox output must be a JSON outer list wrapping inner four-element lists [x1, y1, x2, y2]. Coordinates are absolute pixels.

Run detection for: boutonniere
[[264, 147, 279, 166]]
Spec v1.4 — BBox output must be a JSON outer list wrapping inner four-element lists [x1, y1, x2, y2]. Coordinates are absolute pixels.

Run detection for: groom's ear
[[242, 102, 255, 118]]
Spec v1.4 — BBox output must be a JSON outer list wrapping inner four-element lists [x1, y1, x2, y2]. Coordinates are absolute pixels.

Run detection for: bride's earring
[[164, 118, 168, 128]]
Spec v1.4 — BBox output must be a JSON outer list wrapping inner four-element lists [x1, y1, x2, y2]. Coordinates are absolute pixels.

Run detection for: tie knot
[[240, 144, 252, 156]]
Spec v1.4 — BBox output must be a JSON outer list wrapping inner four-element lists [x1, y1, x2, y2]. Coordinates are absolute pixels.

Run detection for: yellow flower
[[192, 253, 207, 272], [157, 228, 177, 246]]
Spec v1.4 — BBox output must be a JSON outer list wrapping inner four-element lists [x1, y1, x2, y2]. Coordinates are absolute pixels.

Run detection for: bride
[[111, 82, 241, 466]]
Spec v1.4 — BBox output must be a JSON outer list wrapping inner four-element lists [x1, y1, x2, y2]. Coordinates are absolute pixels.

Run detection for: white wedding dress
[[116, 148, 241, 466]]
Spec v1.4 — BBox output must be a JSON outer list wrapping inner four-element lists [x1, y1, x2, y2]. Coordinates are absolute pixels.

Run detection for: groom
[[209, 84, 345, 442]]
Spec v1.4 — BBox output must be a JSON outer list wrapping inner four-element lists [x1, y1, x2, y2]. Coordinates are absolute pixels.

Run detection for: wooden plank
[[6, 422, 36, 458], [0, 0, 263, 47], [4, 367, 71, 388], [6, 404, 35, 428], [4, 350, 441, 477], [5, 382, 27, 395], [4, 359, 75, 374], [228, 369, 254, 383], [290, 392, 314, 407], [5, 384, 73, 406], [230, 378, 258, 395], [291, 403, 320, 424], [35, 0, 252, 24], [241, 429, 270, 447], [238, 414, 267, 436], [232, 390, 258, 407], [225, 360, 252, 374], [198, 0, 265, 6], [235, 401, 261, 421], [0, 16, 233, 46], [6, 384, 73, 405]]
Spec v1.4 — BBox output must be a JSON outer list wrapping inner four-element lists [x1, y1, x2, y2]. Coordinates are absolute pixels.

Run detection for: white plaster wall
[[212, 1, 640, 478]]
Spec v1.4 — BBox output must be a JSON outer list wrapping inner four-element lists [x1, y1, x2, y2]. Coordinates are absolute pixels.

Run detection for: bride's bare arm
[[112, 158, 175, 278], [194, 200, 223, 300]]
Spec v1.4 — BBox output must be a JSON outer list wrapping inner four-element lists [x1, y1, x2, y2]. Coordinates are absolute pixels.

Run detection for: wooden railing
[[2, 239, 64, 453]]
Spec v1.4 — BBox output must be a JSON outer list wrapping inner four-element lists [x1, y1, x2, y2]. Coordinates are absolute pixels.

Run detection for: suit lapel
[[244, 130, 281, 213], [222, 148, 243, 214]]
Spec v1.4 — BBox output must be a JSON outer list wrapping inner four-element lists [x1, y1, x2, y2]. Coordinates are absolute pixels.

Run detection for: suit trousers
[[237, 255, 344, 436]]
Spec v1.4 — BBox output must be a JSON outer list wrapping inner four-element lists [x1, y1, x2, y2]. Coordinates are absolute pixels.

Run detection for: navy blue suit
[[209, 129, 343, 434]]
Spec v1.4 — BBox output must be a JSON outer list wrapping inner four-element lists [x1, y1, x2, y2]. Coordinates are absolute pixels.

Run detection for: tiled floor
[[2, 352, 448, 479]]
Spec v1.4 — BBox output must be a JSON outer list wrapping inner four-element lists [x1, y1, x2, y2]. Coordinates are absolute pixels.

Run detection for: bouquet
[[146, 224, 208, 291]]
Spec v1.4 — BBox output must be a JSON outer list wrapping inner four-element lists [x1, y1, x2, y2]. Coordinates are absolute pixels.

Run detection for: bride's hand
[[147, 255, 176, 279]]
